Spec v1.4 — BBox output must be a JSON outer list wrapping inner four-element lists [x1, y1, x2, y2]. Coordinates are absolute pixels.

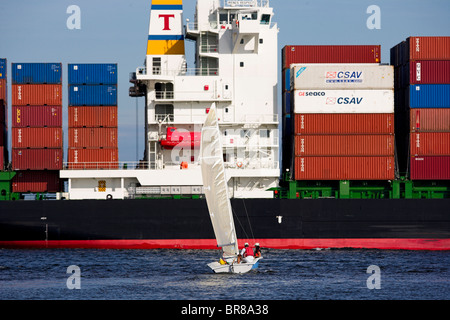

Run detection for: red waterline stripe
[[0, 239, 449, 250]]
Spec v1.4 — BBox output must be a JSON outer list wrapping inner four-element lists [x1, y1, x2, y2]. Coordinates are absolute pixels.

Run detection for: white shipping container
[[291, 64, 394, 90], [293, 90, 394, 114]]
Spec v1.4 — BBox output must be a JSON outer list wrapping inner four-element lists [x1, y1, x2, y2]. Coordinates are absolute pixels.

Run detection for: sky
[[0, 0, 449, 162]]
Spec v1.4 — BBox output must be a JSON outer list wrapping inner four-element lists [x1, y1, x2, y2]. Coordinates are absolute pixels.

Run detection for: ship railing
[[136, 67, 219, 77], [239, 114, 278, 124], [186, 22, 219, 32], [64, 162, 150, 170], [150, 90, 222, 101], [200, 44, 219, 53], [223, 0, 270, 8], [63, 160, 278, 171]]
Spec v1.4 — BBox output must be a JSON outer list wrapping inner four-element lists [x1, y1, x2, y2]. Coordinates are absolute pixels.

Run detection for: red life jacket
[[244, 246, 254, 257]]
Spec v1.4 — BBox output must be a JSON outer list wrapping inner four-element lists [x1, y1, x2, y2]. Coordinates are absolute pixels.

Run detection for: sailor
[[254, 243, 261, 258], [240, 243, 254, 263]]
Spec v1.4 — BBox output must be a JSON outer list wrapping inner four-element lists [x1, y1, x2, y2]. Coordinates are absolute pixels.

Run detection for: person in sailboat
[[239, 243, 254, 264], [254, 243, 261, 258]]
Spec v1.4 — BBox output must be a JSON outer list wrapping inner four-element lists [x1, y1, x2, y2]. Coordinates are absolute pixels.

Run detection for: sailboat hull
[[208, 258, 262, 274]]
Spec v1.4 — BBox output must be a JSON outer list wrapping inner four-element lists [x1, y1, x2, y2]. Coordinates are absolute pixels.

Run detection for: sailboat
[[200, 103, 262, 274]]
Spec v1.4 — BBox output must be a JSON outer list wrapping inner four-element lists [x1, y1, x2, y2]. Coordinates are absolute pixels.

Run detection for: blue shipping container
[[283, 91, 291, 114], [285, 68, 290, 91], [68, 64, 118, 85], [409, 85, 450, 108], [12, 63, 62, 84], [0, 59, 6, 79], [69, 85, 118, 106]]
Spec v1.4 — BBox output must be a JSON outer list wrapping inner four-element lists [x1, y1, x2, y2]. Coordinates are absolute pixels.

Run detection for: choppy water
[[0, 249, 449, 301]]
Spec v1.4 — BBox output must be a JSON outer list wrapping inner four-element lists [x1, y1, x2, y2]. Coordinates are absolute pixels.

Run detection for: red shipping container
[[67, 148, 119, 169], [407, 61, 450, 84], [410, 108, 450, 132], [12, 106, 62, 127], [406, 37, 450, 62], [0, 79, 6, 101], [12, 148, 63, 170], [68, 127, 118, 148], [12, 170, 61, 193], [12, 127, 63, 148], [294, 156, 395, 181], [11, 84, 62, 105], [68, 106, 118, 127], [410, 156, 450, 180], [294, 114, 394, 134], [410, 132, 450, 156], [282, 45, 381, 69], [295, 135, 394, 156]]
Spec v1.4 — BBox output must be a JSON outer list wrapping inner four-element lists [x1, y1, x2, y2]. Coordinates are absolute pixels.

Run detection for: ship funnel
[[147, 0, 185, 56]]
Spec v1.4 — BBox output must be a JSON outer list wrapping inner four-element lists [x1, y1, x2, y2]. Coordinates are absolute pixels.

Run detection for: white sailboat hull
[[208, 257, 262, 274]]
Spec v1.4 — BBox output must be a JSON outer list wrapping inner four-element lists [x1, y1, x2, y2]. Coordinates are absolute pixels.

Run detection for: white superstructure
[[61, 0, 279, 200]]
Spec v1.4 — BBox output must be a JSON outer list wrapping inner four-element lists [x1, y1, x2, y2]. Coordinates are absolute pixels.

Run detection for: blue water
[[0, 249, 449, 300]]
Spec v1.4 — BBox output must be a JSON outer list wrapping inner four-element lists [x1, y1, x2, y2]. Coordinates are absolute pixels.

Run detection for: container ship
[[0, 0, 449, 250]]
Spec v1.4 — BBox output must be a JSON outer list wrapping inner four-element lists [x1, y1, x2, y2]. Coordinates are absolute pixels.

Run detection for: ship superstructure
[[61, 0, 279, 200], [129, 0, 279, 199]]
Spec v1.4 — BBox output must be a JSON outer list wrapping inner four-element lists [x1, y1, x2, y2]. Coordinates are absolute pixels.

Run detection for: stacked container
[[10, 63, 63, 192], [391, 37, 450, 180], [0, 58, 7, 170], [68, 64, 118, 169], [282, 46, 381, 174], [282, 45, 395, 181]]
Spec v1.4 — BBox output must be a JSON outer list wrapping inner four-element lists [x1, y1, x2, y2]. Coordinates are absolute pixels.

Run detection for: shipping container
[[0, 58, 6, 79], [69, 128, 118, 148], [12, 84, 62, 106], [12, 63, 62, 84], [0, 99, 5, 124], [282, 68, 291, 92], [294, 113, 394, 134], [293, 90, 394, 113], [283, 92, 291, 114], [12, 148, 63, 170], [410, 108, 450, 132], [12, 106, 62, 127], [391, 37, 450, 67], [295, 135, 394, 156], [410, 132, 450, 156], [294, 156, 395, 181], [282, 45, 381, 69], [0, 122, 5, 147], [67, 148, 119, 169], [0, 146, 3, 170], [0, 79, 6, 101], [68, 106, 118, 127], [410, 156, 450, 180], [282, 114, 292, 138], [68, 63, 118, 85], [409, 85, 450, 108], [12, 127, 63, 148], [405, 61, 450, 85], [291, 64, 393, 90], [69, 85, 117, 106], [0, 123, 7, 147], [12, 170, 61, 193]]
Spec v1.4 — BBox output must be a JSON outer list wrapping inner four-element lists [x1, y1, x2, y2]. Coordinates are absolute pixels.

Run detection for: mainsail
[[200, 104, 239, 258]]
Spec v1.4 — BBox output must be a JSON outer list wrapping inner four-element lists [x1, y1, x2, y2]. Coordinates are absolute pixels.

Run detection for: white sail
[[200, 104, 239, 258]]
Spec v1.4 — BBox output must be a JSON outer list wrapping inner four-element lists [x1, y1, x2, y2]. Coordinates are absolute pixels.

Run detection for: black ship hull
[[0, 198, 449, 250]]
